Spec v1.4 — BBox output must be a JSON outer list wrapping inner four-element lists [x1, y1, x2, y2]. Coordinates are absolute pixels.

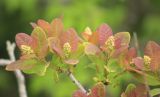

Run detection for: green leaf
[[125, 84, 136, 93], [70, 43, 84, 59], [150, 88, 160, 97], [146, 73, 160, 86], [31, 27, 48, 58], [23, 60, 49, 76]]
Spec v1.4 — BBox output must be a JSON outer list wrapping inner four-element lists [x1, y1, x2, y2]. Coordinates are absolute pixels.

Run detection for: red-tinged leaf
[[145, 41, 160, 71], [31, 27, 48, 58], [114, 32, 130, 49], [6, 59, 38, 71], [48, 37, 63, 57], [89, 82, 105, 97], [89, 31, 99, 45], [37, 19, 51, 37], [64, 59, 79, 65], [85, 43, 101, 55], [122, 84, 148, 97], [96, 23, 113, 46], [72, 90, 88, 97], [20, 54, 36, 60], [60, 28, 79, 51], [15, 33, 36, 49], [50, 18, 64, 37], [112, 45, 128, 58], [82, 27, 92, 41], [132, 57, 144, 70], [127, 48, 137, 59]]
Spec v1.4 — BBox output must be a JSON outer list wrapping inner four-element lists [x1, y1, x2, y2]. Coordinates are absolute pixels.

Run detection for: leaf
[[114, 32, 130, 49], [85, 43, 101, 55], [72, 90, 88, 97], [122, 84, 148, 97], [96, 23, 113, 46], [64, 59, 79, 65], [81, 27, 92, 41], [15, 33, 36, 49], [37, 19, 51, 36], [126, 47, 137, 60], [31, 27, 48, 58], [89, 82, 105, 97], [6, 59, 38, 71], [48, 37, 63, 57], [50, 18, 64, 37], [146, 73, 160, 86], [60, 28, 79, 52], [23, 60, 49, 76], [145, 41, 160, 71], [89, 32, 99, 45], [70, 43, 84, 59], [132, 57, 144, 70], [150, 88, 160, 97]]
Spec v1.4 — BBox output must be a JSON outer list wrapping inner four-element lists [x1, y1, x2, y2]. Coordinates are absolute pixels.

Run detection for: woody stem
[[68, 71, 87, 94]]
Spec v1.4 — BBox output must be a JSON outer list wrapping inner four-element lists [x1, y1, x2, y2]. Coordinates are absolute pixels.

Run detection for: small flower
[[144, 55, 151, 65], [20, 45, 34, 55], [63, 42, 71, 58], [143, 55, 151, 70]]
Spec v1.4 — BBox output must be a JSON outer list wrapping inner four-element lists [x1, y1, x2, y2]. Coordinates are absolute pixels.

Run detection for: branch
[[68, 72, 87, 94], [0, 41, 28, 97]]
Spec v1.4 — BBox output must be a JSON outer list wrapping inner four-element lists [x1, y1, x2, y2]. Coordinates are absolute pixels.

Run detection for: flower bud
[[63, 42, 71, 58], [20, 45, 34, 54], [143, 55, 151, 70], [85, 27, 92, 35]]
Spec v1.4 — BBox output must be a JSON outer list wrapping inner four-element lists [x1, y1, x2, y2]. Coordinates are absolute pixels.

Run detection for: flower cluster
[[5, 18, 160, 97]]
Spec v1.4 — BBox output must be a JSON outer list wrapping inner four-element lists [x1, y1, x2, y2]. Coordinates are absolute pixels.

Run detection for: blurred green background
[[0, 0, 160, 97]]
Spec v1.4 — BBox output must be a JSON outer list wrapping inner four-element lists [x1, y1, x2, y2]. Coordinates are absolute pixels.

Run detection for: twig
[[0, 59, 12, 66], [0, 41, 27, 97], [68, 72, 87, 94], [133, 32, 152, 97]]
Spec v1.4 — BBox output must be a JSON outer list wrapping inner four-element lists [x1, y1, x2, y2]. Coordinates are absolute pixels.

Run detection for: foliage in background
[[0, 0, 160, 97]]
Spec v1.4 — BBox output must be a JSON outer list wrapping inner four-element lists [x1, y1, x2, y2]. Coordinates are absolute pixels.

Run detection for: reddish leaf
[[89, 32, 99, 45], [127, 48, 137, 59], [6, 59, 38, 71], [145, 41, 160, 71], [64, 59, 79, 65], [72, 90, 88, 97], [96, 23, 113, 46], [85, 43, 101, 55], [15, 33, 36, 49], [48, 37, 63, 57], [31, 27, 48, 58], [122, 84, 148, 97], [132, 57, 144, 70], [114, 32, 130, 49], [60, 28, 79, 52], [50, 18, 64, 37], [37, 19, 51, 36], [82, 27, 92, 41], [89, 82, 105, 97]]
